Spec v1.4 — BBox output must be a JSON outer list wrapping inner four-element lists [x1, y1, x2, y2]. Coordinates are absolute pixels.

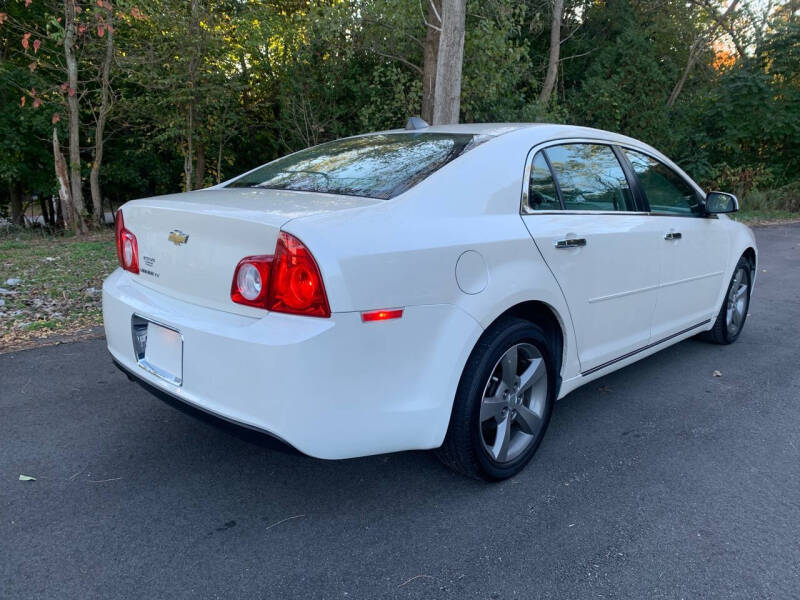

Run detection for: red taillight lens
[[114, 210, 139, 274], [230, 232, 330, 318], [267, 232, 330, 318], [230, 256, 273, 308]]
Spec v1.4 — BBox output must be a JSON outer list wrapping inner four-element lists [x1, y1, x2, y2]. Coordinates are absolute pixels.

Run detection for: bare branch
[[370, 48, 424, 74], [419, 0, 442, 31]]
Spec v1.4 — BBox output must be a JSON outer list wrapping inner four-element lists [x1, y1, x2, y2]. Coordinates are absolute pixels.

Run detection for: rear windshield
[[226, 133, 485, 200]]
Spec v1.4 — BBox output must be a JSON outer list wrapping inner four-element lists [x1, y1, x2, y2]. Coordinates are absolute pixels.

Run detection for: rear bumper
[[102, 269, 483, 459]]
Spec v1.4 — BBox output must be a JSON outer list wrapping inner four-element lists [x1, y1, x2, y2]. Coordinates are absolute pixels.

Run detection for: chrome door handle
[[664, 232, 682, 240], [554, 238, 587, 249]]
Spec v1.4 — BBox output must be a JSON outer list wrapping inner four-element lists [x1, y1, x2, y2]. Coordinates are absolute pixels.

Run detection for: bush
[[740, 181, 800, 213]]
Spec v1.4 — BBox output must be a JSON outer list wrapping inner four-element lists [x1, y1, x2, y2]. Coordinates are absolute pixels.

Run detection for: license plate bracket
[[131, 315, 183, 386]]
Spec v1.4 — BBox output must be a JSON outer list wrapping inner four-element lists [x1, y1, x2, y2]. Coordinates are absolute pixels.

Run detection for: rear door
[[520, 142, 664, 373], [621, 149, 729, 339]]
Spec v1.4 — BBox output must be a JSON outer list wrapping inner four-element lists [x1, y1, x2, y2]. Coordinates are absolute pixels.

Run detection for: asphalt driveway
[[2, 224, 799, 599]]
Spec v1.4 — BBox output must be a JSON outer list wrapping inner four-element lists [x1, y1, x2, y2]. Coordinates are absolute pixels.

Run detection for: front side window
[[544, 144, 635, 212], [227, 133, 484, 200], [624, 149, 702, 216], [528, 152, 561, 210]]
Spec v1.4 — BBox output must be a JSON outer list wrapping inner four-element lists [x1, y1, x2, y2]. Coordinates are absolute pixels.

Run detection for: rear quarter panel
[[283, 128, 582, 384]]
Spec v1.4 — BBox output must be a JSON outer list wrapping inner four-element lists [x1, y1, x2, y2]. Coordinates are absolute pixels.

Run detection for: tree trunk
[[184, 0, 200, 192], [53, 128, 75, 231], [9, 183, 24, 227], [184, 102, 194, 192], [539, 0, 564, 105], [54, 195, 64, 228], [421, 0, 442, 124], [63, 0, 87, 234], [431, 0, 466, 125], [667, 37, 703, 107], [90, 3, 114, 228], [39, 193, 51, 227], [217, 136, 224, 184], [194, 141, 205, 189]]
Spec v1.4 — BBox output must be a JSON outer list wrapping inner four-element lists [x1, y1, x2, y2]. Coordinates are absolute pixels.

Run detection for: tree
[[89, 0, 115, 226], [539, 0, 564, 105], [63, 0, 88, 233], [421, 0, 466, 124], [667, 0, 742, 107]]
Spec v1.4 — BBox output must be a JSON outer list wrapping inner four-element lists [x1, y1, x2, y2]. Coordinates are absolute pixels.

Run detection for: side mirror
[[704, 191, 739, 214]]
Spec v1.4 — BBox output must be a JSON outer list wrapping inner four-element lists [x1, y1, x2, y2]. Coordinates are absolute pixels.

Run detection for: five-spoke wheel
[[479, 343, 548, 463], [725, 266, 749, 337], [437, 316, 556, 481], [702, 254, 753, 345]]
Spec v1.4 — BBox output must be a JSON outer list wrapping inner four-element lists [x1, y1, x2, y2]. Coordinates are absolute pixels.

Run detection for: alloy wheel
[[479, 343, 548, 463], [726, 266, 749, 336]]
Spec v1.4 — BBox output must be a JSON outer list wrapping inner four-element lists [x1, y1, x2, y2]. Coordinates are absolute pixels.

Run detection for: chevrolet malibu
[[104, 122, 756, 480]]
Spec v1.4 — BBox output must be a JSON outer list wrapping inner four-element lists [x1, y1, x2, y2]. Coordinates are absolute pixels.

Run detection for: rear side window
[[624, 149, 702, 216], [544, 144, 636, 212], [227, 133, 485, 200], [528, 152, 561, 210]]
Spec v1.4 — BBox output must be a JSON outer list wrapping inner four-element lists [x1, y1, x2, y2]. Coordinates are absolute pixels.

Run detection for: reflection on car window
[[544, 144, 635, 212], [624, 149, 701, 216], [528, 152, 561, 210], [227, 133, 485, 200]]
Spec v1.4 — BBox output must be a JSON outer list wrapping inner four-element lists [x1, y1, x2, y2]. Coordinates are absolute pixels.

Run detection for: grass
[[0, 228, 117, 349], [732, 210, 800, 225]]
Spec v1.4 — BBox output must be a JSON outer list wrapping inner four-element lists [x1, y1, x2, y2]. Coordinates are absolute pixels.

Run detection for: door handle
[[664, 232, 682, 240], [554, 238, 587, 249]]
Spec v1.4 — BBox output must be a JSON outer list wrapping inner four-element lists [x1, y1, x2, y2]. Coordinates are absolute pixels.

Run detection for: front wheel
[[437, 317, 557, 481], [701, 255, 753, 344]]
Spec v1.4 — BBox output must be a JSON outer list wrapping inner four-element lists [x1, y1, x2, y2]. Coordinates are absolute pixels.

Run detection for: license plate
[[131, 316, 183, 386]]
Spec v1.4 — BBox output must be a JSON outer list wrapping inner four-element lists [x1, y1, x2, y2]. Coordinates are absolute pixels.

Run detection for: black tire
[[436, 316, 557, 481], [700, 254, 753, 345]]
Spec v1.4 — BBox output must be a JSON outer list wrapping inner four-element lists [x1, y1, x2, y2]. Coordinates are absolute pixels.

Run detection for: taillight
[[230, 232, 330, 318], [268, 232, 330, 317], [230, 256, 273, 308], [115, 210, 139, 274]]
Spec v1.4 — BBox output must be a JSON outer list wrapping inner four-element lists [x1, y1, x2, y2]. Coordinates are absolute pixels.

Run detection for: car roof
[[381, 122, 650, 148], [383, 123, 539, 136]]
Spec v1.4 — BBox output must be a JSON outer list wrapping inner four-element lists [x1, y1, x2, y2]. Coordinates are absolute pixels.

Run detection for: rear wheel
[[437, 317, 556, 481], [701, 255, 752, 344]]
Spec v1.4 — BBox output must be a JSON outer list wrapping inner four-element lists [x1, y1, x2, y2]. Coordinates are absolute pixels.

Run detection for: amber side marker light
[[361, 308, 404, 323]]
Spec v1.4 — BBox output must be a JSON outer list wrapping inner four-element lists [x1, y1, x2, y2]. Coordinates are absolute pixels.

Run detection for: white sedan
[[103, 122, 756, 480]]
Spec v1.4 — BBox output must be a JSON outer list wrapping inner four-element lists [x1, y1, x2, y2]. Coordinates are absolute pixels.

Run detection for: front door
[[621, 149, 729, 340], [521, 143, 664, 373]]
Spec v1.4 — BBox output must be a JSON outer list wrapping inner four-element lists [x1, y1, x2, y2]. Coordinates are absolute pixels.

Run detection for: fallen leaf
[[598, 385, 612, 393], [713, 370, 722, 377], [19, 474, 36, 481]]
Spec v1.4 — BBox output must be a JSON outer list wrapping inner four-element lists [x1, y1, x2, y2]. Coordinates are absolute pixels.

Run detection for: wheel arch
[[482, 300, 567, 389], [743, 246, 757, 271]]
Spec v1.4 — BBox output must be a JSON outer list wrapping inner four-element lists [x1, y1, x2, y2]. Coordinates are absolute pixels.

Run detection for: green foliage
[[1, 0, 798, 217]]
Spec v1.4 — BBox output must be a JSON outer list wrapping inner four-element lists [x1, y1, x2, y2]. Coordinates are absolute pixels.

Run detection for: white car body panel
[[103, 123, 757, 459]]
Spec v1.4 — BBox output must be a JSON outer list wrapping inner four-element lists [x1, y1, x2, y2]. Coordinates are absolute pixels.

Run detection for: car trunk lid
[[120, 188, 379, 316]]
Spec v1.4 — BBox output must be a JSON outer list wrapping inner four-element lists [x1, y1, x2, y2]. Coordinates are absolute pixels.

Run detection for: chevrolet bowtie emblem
[[168, 230, 189, 246]]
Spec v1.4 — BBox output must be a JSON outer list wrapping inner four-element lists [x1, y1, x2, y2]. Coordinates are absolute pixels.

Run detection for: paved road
[[2, 225, 799, 599]]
